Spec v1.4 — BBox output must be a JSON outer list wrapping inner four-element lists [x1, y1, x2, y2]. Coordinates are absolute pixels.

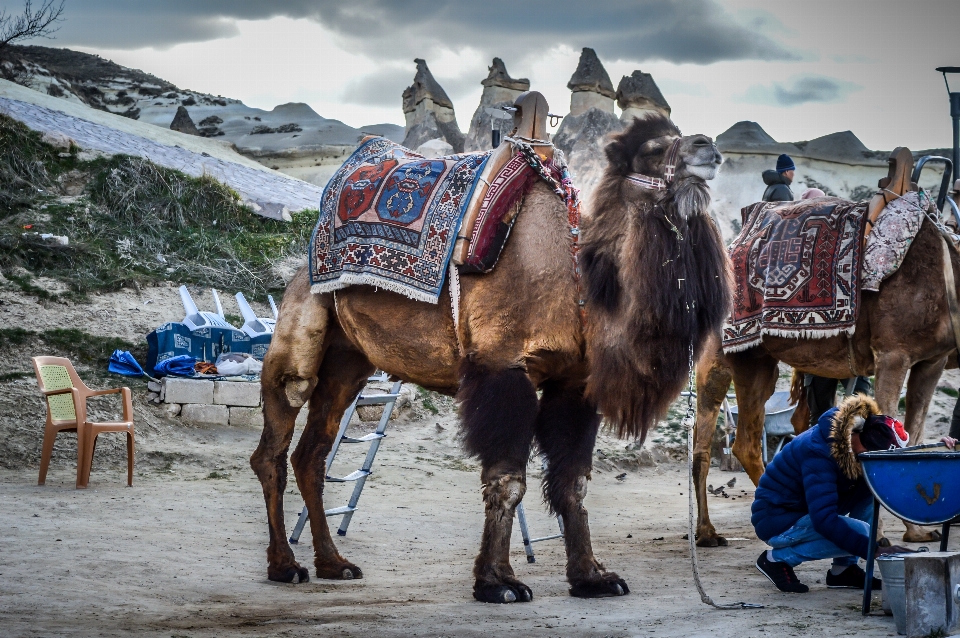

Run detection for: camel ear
[[604, 138, 632, 175]]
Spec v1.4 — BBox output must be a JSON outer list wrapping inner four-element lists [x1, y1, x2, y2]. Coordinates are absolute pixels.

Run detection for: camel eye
[[647, 147, 665, 156]]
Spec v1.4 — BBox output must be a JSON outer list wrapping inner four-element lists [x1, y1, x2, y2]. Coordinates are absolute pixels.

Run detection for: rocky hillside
[[0, 45, 403, 186]]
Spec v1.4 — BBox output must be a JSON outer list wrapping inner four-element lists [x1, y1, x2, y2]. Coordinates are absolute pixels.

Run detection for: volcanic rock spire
[[567, 47, 616, 117], [465, 58, 531, 152], [616, 70, 671, 121], [402, 58, 464, 153]]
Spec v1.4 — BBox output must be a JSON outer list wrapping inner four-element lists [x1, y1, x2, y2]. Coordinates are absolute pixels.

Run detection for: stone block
[[229, 407, 263, 428], [213, 381, 261, 407], [180, 403, 229, 425], [904, 551, 960, 638], [163, 378, 213, 405]]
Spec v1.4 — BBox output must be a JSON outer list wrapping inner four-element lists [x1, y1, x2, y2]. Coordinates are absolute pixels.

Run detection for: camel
[[250, 112, 730, 603], [692, 161, 960, 548]]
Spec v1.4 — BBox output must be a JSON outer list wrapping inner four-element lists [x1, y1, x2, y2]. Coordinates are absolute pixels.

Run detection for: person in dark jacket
[[761, 154, 796, 202], [752, 395, 913, 593]]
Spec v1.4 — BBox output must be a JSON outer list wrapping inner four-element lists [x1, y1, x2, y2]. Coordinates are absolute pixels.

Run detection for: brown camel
[[250, 114, 730, 602], [692, 183, 959, 547]]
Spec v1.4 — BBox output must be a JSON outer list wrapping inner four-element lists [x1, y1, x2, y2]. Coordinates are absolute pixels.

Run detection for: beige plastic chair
[[32, 356, 134, 489]]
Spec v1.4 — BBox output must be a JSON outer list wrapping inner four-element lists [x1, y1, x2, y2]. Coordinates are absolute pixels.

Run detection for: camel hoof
[[696, 535, 728, 548], [268, 564, 310, 584], [473, 582, 533, 604], [315, 563, 363, 580], [878, 536, 892, 548], [569, 573, 630, 598], [903, 530, 941, 543]]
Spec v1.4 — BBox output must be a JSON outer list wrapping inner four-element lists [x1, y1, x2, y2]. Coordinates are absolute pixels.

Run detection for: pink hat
[[801, 188, 825, 200]]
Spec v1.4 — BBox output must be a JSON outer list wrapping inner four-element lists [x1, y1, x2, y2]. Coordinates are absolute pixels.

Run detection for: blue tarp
[[108, 350, 146, 377], [153, 354, 197, 377]]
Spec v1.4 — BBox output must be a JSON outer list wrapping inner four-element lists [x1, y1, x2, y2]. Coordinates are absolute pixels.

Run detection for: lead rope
[[684, 343, 764, 610]]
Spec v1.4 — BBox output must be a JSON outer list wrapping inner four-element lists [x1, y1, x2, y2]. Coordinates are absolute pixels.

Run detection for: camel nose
[[691, 135, 713, 147]]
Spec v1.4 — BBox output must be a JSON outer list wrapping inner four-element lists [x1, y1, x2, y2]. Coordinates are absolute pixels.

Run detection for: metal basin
[[860, 444, 960, 525], [728, 390, 797, 435]]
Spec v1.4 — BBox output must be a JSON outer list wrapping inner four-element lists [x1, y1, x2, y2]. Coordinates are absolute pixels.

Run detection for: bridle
[[624, 136, 683, 192]]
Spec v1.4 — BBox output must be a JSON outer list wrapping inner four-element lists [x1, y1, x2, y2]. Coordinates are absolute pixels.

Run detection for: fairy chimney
[[616, 70, 671, 121], [402, 58, 464, 153], [567, 48, 616, 117], [465, 58, 531, 152]]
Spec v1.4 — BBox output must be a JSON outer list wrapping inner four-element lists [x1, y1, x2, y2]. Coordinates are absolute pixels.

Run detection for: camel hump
[[512, 91, 550, 142]]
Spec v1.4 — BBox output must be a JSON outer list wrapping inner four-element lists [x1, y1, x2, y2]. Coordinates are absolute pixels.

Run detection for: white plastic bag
[[215, 352, 263, 376]]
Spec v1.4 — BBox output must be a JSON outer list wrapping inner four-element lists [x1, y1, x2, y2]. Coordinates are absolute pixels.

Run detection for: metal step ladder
[[289, 373, 402, 542], [515, 456, 564, 563]]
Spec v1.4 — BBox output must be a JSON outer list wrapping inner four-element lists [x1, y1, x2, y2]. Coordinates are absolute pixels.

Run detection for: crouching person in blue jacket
[[751, 395, 912, 593]]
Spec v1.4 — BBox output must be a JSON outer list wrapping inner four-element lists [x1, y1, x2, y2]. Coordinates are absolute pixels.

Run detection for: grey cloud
[[341, 67, 410, 107], [741, 76, 860, 107], [24, 0, 796, 64]]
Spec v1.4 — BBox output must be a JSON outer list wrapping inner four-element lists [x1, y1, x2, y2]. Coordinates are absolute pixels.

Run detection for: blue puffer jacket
[[751, 395, 878, 560]]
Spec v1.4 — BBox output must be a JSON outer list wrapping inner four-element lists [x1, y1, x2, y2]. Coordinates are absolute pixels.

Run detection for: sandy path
[[0, 413, 932, 638]]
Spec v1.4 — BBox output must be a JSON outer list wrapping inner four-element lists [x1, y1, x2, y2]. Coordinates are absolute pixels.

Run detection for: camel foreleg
[[898, 355, 947, 543], [536, 381, 629, 598], [459, 359, 539, 603], [693, 338, 731, 547]]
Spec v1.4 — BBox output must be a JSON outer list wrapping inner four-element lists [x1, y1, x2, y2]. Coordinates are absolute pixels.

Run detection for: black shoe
[[826, 564, 881, 590], [756, 551, 809, 593]]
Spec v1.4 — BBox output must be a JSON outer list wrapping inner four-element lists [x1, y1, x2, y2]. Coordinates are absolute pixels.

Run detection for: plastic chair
[[32, 356, 135, 489]]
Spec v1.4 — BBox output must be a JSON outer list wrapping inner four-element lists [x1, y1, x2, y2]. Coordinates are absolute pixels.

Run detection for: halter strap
[[625, 136, 683, 191]]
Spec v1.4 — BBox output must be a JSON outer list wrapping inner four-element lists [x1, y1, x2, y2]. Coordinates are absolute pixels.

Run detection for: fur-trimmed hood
[[829, 394, 881, 480]]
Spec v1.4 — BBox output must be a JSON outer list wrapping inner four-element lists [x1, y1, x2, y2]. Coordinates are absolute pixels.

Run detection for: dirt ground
[[2, 285, 959, 637], [1, 387, 954, 638]]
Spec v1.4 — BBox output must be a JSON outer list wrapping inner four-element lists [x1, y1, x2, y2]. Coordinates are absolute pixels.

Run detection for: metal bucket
[[877, 555, 907, 634]]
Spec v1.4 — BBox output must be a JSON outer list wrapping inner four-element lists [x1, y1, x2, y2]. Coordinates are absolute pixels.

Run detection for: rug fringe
[[722, 325, 857, 354], [311, 275, 441, 304]]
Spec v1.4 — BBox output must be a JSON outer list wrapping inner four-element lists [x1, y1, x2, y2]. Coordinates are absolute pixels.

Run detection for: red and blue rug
[[310, 137, 490, 303], [722, 198, 868, 353]]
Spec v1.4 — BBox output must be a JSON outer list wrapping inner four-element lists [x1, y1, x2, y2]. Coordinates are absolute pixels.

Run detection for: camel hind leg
[[536, 380, 629, 598], [693, 337, 731, 547], [250, 268, 330, 583], [291, 328, 374, 579], [728, 349, 779, 486]]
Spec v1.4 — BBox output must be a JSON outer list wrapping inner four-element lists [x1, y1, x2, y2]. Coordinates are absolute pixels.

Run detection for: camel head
[[604, 115, 723, 205]]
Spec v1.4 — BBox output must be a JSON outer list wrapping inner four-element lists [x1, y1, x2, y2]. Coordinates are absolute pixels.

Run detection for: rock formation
[[554, 48, 622, 205], [567, 48, 616, 117], [402, 58, 464, 153], [169, 105, 200, 136], [616, 70, 670, 121], [465, 58, 530, 152]]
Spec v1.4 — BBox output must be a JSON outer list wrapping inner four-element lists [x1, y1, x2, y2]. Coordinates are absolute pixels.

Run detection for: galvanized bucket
[[877, 554, 907, 635]]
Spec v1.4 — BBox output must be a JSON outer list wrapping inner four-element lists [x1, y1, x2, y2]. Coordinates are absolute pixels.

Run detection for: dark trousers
[[805, 375, 873, 427], [951, 395, 960, 439]]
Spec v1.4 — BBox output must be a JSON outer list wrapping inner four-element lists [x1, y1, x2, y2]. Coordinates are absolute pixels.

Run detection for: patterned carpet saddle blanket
[[861, 190, 935, 291], [722, 197, 869, 353], [309, 137, 543, 303]]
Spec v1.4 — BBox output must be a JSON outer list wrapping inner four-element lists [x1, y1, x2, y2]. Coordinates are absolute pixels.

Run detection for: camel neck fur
[[581, 117, 732, 442]]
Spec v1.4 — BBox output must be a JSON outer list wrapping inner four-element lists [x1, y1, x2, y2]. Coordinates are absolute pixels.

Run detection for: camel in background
[[693, 156, 960, 547], [250, 112, 731, 603]]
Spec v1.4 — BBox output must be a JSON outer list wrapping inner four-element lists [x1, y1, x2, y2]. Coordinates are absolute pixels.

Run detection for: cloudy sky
[[7, 0, 960, 150]]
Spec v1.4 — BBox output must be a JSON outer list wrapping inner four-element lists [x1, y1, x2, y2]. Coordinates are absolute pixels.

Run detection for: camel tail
[[789, 370, 811, 434]]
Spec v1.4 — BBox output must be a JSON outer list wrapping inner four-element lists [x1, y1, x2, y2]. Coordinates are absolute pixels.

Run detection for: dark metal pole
[[951, 92, 960, 185]]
